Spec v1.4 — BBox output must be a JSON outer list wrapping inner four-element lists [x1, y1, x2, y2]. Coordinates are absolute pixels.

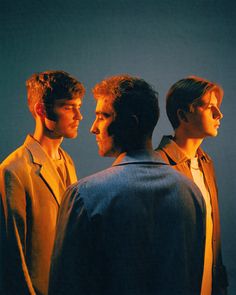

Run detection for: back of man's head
[[92, 74, 159, 148], [166, 76, 223, 130], [26, 70, 85, 120]]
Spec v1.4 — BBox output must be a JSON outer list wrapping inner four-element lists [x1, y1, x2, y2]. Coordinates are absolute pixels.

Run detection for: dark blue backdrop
[[1, 0, 235, 293]]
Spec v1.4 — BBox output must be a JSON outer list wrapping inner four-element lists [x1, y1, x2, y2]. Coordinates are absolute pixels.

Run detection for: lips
[[96, 138, 101, 145], [71, 123, 79, 129]]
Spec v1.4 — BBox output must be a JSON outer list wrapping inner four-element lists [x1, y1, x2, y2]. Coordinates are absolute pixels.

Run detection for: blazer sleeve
[[0, 167, 35, 295]]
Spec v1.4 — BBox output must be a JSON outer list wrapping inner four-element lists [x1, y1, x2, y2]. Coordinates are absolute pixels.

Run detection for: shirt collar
[[157, 135, 210, 164], [112, 149, 167, 167]]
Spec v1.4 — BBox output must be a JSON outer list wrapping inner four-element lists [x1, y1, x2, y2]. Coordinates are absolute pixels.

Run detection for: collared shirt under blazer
[[155, 135, 228, 295]]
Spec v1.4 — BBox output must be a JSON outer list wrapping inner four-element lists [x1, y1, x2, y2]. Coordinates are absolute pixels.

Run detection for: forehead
[[200, 90, 219, 106], [95, 96, 115, 113], [54, 96, 82, 106]]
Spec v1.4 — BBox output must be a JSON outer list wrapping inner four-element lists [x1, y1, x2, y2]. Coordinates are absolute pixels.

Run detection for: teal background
[[1, 0, 235, 292]]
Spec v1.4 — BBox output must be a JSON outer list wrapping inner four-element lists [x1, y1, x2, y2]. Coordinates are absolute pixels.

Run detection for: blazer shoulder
[[0, 145, 32, 174]]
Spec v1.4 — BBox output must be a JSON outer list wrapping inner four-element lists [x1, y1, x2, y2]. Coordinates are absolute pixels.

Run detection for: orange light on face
[[90, 98, 119, 157], [44, 97, 83, 139]]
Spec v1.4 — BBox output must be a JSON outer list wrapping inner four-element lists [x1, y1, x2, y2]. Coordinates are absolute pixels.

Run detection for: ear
[[34, 102, 46, 118], [177, 109, 188, 123]]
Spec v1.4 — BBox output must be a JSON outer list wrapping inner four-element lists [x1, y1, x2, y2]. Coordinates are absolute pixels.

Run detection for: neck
[[143, 138, 153, 151], [119, 137, 153, 155], [33, 124, 63, 160], [173, 129, 203, 159]]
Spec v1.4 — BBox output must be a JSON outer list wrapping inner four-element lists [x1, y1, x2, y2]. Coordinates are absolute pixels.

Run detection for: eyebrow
[[59, 102, 82, 106], [95, 111, 114, 117]]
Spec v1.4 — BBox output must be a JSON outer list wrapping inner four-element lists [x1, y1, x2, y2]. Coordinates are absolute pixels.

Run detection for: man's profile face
[[185, 91, 223, 138], [45, 96, 83, 139], [90, 97, 119, 157]]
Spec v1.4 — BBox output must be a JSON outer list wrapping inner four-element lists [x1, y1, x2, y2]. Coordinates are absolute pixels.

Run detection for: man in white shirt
[[156, 75, 228, 295]]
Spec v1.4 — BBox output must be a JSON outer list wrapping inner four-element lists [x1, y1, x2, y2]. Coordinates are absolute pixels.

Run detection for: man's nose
[[90, 120, 99, 134], [74, 109, 83, 121], [214, 107, 223, 120]]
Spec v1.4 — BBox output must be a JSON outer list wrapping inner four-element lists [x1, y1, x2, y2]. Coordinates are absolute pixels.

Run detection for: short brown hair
[[166, 76, 223, 129], [92, 74, 159, 138], [26, 70, 85, 118]]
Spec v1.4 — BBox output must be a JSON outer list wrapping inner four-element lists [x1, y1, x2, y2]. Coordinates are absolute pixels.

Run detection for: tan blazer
[[155, 135, 228, 294], [0, 135, 77, 295]]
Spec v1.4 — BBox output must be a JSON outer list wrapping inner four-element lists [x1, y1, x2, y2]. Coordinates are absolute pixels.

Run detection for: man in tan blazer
[[0, 71, 85, 295], [155, 76, 228, 295]]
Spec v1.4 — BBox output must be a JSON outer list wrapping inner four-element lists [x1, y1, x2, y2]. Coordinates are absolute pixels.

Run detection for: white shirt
[[190, 157, 213, 295]]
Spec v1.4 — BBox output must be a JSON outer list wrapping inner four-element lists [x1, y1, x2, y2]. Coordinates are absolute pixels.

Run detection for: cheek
[[58, 114, 71, 123], [192, 112, 205, 125], [107, 120, 118, 137], [54, 116, 71, 131], [199, 113, 210, 125], [101, 128, 111, 140]]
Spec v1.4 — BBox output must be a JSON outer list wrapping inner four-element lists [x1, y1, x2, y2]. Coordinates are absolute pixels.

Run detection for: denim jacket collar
[[112, 149, 167, 167]]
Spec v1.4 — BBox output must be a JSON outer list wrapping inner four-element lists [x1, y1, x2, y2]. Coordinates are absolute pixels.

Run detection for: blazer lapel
[[39, 161, 66, 206], [24, 135, 66, 206]]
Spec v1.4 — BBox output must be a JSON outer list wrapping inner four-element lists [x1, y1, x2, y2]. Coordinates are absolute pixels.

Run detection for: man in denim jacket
[[49, 75, 205, 295]]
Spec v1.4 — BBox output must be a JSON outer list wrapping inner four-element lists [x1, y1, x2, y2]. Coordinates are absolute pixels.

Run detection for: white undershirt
[[53, 151, 68, 187], [190, 157, 213, 295]]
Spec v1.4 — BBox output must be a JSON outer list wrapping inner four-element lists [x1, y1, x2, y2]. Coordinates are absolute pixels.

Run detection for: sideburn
[[44, 103, 58, 121]]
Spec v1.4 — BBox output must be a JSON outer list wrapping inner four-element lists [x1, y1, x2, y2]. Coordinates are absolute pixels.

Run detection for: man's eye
[[208, 105, 215, 110]]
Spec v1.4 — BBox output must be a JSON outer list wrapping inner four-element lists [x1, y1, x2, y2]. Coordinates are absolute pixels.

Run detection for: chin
[[64, 132, 78, 139], [210, 130, 218, 137], [205, 131, 218, 137]]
